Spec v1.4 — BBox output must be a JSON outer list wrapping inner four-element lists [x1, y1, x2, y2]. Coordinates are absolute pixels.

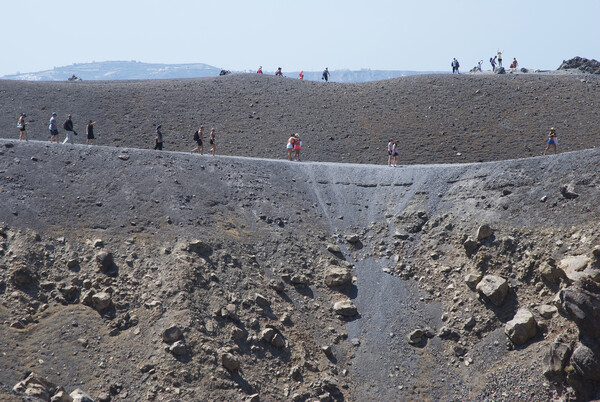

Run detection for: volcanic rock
[[324, 266, 352, 287], [505, 308, 537, 345], [333, 299, 358, 317], [476, 275, 509, 305]]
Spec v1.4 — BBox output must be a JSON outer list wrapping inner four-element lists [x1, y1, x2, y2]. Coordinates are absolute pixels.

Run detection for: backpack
[[193, 130, 199, 141]]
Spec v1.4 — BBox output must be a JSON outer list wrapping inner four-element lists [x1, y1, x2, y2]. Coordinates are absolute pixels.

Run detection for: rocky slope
[[0, 139, 599, 401], [0, 72, 598, 166]]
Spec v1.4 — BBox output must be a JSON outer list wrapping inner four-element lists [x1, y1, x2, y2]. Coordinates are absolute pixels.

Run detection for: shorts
[[287, 143, 293, 149], [196, 139, 203, 146], [547, 140, 555, 145], [210, 139, 214, 145], [388, 150, 392, 155], [19, 127, 26, 132], [87, 133, 95, 140], [294, 145, 301, 150], [50, 129, 59, 136]]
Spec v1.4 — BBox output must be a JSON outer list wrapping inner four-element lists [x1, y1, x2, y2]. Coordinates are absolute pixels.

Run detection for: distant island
[[1, 60, 442, 83]]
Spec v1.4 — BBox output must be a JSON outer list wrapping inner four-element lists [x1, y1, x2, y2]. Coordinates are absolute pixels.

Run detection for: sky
[[1, 0, 598, 76]]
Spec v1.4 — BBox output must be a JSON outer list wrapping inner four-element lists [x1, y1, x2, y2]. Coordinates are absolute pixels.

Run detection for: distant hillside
[[1, 61, 222, 81], [1, 61, 442, 82]]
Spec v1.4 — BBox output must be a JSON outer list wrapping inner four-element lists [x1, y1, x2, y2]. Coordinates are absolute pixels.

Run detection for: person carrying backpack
[[191, 125, 204, 154], [451, 58, 460, 74], [62, 114, 77, 144]]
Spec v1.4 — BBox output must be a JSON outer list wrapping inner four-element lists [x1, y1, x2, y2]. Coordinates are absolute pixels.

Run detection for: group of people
[[17, 112, 96, 145], [286, 133, 302, 161], [257, 66, 331, 82], [189, 125, 216, 155], [489, 50, 518, 71], [454, 51, 518, 74]]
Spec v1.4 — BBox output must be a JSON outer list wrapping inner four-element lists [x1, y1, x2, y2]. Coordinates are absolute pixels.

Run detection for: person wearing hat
[[17, 113, 28, 141], [49, 112, 59, 143], [543, 127, 558, 155], [154, 124, 163, 150]]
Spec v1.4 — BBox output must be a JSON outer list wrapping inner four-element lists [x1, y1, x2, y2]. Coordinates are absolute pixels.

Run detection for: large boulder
[[543, 340, 572, 377], [162, 325, 183, 343], [476, 224, 493, 241], [505, 308, 537, 345], [559, 255, 599, 282], [571, 343, 600, 381], [324, 266, 352, 287], [91, 292, 112, 311], [558, 57, 600, 74], [70, 388, 94, 402], [476, 275, 509, 305], [556, 279, 600, 338], [95, 251, 114, 272], [333, 299, 358, 317]]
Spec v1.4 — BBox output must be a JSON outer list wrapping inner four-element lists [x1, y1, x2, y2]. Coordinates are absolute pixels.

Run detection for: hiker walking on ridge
[[154, 125, 163, 150], [322, 68, 330, 82], [191, 125, 204, 154], [62, 114, 77, 144], [387, 139, 394, 166], [17, 113, 28, 142], [391, 140, 399, 167], [86, 120, 97, 145], [543, 127, 558, 155], [49, 113, 59, 143], [209, 128, 216, 155], [451, 58, 460, 74]]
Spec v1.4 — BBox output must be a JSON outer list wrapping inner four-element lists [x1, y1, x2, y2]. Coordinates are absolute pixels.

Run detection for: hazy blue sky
[[2, 0, 598, 76]]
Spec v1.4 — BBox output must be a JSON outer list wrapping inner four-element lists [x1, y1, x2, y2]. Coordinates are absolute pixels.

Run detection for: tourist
[[191, 125, 204, 154], [154, 125, 163, 150], [62, 114, 76, 144], [497, 50, 503, 67], [543, 127, 558, 155], [477, 60, 483, 71], [298, 70, 304, 80], [490, 56, 497, 72], [209, 128, 216, 155], [510, 58, 518, 70], [293, 133, 301, 161], [322, 68, 330, 82], [257, 66, 263, 74], [86, 120, 97, 145], [17, 113, 28, 142], [275, 67, 283, 76], [451, 58, 460, 74], [287, 134, 296, 161], [387, 139, 394, 166], [49, 113, 59, 143], [392, 141, 399, 167]]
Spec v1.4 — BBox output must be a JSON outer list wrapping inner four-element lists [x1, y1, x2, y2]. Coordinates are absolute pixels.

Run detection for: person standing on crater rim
[[490, 56, 497, 72], [154, 125, 163, 150], [62, 114, 77, 145], [497, 50, 503, 67], [191, 125, 204, 154], [257, 66, 263, 74], [451, 58, 460, 74], [275, 67, 283, 76], [209, 128, 216, 155], [17, 113, 28, 142], [86, 120, 96, 145], [322, 67, 330, 82], [387, 139, 394, 166], [287, 134, 296, 161], [543, 127, 558, 155], [49, 112, 59, 143], [293, 133, 302, 161], [298, 70, 304, 80]]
